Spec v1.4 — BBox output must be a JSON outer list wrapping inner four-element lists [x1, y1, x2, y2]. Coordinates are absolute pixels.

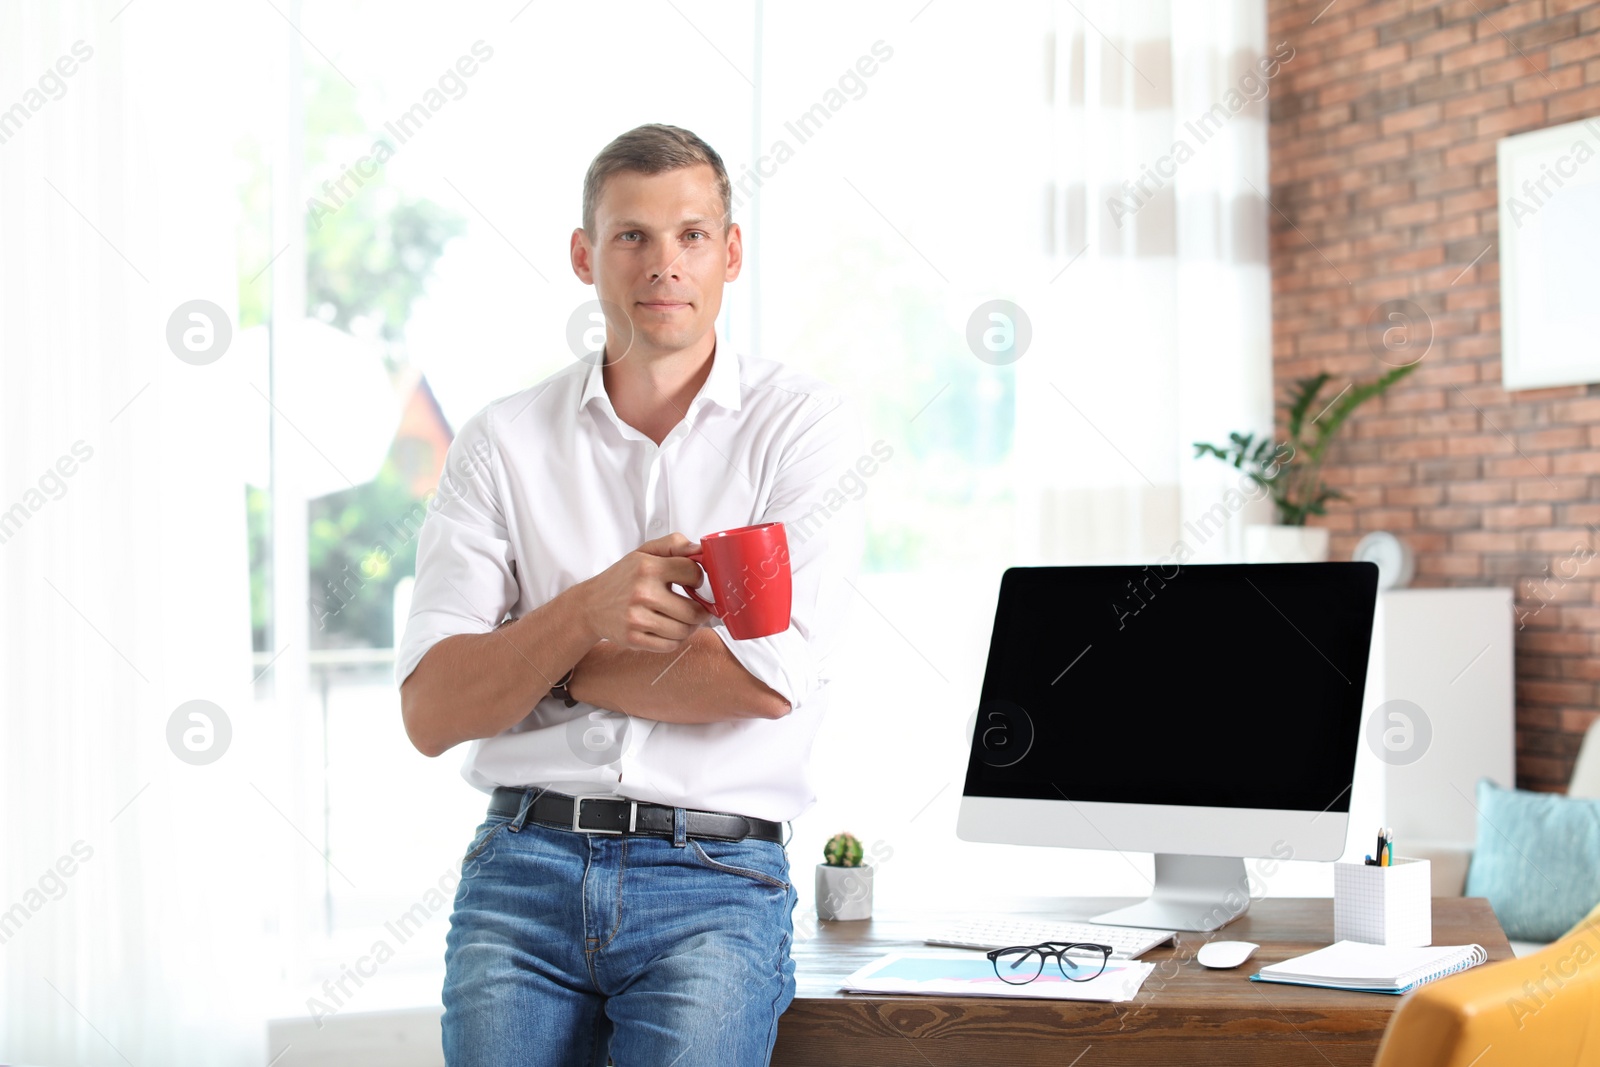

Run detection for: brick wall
[[1267, 0, 1600, 792]]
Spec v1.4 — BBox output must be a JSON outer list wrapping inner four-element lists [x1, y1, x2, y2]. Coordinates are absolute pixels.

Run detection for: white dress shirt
[[395, 340, 865, 822]]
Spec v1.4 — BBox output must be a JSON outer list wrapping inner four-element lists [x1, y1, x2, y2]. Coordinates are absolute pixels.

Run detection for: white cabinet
[[1345, 587, 1516, 889]]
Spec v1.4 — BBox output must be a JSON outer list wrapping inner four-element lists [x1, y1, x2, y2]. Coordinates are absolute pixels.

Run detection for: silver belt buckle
[[571, 794, 636, 834]]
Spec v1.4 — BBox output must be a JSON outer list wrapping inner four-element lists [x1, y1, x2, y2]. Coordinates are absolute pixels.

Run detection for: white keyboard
[[922, 917, 1175, 959]]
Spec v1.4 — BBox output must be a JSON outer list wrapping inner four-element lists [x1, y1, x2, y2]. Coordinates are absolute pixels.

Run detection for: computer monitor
[[956, 561, 1380, 932]]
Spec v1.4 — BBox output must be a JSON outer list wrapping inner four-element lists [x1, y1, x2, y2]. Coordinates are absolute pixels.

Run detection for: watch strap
[[550, 666, 578, 708]]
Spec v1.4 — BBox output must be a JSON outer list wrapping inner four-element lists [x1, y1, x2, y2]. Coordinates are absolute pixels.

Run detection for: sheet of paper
[[840, 951, 1154, 1002]]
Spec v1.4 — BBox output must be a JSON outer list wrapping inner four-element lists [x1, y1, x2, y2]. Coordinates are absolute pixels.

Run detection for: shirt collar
[[578, 340, 743, 416]]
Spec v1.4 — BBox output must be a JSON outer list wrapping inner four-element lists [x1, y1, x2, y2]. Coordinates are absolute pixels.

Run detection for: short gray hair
[[582, 123, 732, 236]]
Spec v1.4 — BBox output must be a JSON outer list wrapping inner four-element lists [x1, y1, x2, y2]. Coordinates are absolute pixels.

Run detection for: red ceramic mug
[[676, 522, 792, 640]]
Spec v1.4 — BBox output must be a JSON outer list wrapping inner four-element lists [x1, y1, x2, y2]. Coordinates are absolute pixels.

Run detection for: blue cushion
[[1463, 778, 1600, 942]]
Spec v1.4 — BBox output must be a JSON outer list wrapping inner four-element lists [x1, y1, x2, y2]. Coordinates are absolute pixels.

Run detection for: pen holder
[[1333, 856, 1432, 947]]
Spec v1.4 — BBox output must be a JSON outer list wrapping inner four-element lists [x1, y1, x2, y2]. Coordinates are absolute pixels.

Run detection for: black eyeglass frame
[[985, 941, 1114, 984]]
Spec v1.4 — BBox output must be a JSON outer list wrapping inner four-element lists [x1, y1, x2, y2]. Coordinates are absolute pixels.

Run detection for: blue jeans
[[441, 789, 799, 1066]]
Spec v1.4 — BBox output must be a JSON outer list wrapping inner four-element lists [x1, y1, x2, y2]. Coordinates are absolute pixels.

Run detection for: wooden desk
[[774, 896, 1512, 1066]]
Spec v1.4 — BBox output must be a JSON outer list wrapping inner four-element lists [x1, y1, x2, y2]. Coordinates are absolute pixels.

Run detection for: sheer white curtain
[[1016, 0, 1274, 566], [1, 2, 271, 1062], [791, 0, 1280, 916]]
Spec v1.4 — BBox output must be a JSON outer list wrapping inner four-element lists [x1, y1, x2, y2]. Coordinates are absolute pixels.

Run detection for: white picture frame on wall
[[1497, 117, 1600, 392]]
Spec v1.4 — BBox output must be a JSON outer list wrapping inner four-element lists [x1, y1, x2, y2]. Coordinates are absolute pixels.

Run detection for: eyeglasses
[[986, 941, 1113, 985]]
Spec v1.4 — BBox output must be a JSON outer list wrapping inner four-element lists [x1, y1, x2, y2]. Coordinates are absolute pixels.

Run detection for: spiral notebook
[[1250, 941, 1488, 995]]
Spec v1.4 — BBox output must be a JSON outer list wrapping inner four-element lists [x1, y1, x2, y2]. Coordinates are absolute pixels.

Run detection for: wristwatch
[[550, 666, 578, 708]]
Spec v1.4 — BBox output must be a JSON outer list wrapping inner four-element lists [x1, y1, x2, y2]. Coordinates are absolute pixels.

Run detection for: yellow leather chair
[[1374, 915, 1600, 1067]]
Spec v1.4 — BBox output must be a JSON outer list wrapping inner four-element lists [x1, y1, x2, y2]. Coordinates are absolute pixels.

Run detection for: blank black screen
[[963, 562, 1379, 813]]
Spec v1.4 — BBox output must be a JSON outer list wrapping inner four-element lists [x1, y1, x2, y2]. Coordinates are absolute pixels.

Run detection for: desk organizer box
[[1333, 856, 1432, 947]]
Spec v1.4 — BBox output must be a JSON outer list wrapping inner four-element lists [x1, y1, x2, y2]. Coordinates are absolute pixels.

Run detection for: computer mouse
[[1196, 940, 1259, 969]]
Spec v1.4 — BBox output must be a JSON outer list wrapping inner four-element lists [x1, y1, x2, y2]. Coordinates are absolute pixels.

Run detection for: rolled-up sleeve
[[394, 406, 517, 690], [707, 391, 867, 712]]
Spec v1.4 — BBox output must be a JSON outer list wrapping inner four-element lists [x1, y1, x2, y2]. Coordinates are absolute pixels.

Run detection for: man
[[396, 123, 863, 1066]]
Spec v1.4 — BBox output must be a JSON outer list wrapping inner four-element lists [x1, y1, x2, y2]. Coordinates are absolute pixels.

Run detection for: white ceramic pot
[[1243, 524, 1330, 563], [815, 863, 873, 921]]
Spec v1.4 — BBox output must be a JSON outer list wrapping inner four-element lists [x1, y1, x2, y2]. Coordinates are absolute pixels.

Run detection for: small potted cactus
[[815, 832, 873, 921]]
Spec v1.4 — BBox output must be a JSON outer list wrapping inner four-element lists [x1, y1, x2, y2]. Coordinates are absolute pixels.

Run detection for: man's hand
[[576, 533, 713, 652]]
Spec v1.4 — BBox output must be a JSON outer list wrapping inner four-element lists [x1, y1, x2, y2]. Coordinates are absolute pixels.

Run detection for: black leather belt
[[488, 787, 785, 844]]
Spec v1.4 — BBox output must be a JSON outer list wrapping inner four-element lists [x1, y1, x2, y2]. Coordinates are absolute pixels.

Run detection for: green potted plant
[[1194, 364, 1417, 562], [816, 832, 873, 921]]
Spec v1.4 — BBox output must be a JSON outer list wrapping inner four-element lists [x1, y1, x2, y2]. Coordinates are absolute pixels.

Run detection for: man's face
[[571, 163, 742, 360]]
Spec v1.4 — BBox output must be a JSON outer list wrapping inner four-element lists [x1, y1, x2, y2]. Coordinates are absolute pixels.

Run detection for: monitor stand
[[1091, 854, 1250, 932]]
